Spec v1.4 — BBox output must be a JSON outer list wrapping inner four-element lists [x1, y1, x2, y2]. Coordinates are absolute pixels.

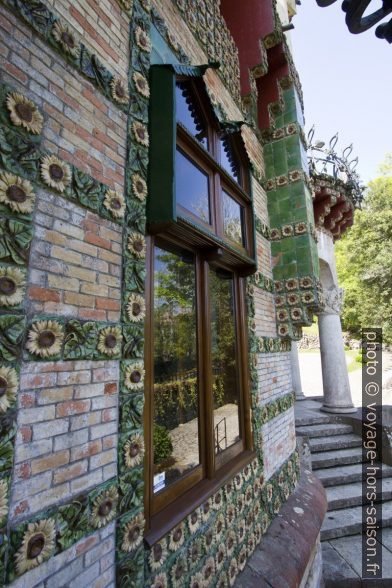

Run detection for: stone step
[[296, 422, 353, 438], [312, 447, 364, 470], [326, 477, 392, 510], [323, 534, 392, 586], [309, 434, 362, 453], [316, 461, 392, 487], [295, 414, 331, 427], [321, 500, 392, 541], [322, 541, 361, 587]]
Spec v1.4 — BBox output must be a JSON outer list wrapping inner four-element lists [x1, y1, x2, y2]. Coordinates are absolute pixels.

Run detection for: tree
[[335, 155, 392, 343]]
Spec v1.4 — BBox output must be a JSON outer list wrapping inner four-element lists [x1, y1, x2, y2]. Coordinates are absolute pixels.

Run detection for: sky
[[290, 2, 392, 185]]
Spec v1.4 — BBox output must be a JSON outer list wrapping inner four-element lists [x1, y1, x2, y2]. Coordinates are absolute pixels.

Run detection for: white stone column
[[318, 287, 356, 413], [290, 341, 305, 400]]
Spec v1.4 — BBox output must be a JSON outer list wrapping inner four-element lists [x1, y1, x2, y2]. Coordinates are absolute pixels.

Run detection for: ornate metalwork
[[307, 127, 365, 208], [315, 0, 392, 43]]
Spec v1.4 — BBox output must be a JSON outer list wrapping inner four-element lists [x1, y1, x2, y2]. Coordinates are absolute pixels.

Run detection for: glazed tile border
[[3, 449, 300, 585], [145, 449, 300, 587], [255, 216, 270, 240], [0, 84, 125, 226], [270, 222, 318, 242], [258, 392, 295, 426], [249, 272, 274, 294], [256, 336, 291, 353]]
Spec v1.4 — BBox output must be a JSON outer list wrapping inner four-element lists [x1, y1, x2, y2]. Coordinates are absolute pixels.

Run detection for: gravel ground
[[298, 350, 392, 407]]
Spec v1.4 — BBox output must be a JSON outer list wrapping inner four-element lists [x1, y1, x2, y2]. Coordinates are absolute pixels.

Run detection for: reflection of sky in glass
[[222, 191, 243, 246], [176, 83, 208, 148], [219, 137, 241, 185], [176, 149, 210, 223]]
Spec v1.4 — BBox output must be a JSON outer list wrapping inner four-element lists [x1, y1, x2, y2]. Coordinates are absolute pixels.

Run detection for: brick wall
[[262, 407, 296, 478], [45, 0, 130, 79], [28, 190, 122, 321], [10, 361, 119, 521], [9, 523, 115, 588], [0, 4, 127, 188], [254, 289, 276, 337], [257, 352, 292, 404]]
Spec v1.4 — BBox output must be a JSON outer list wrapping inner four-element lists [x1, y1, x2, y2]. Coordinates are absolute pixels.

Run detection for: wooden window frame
[[144, 76, 256, 543]]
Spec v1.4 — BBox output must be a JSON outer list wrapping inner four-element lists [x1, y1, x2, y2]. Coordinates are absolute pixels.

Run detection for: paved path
[[298, 351, 392, 407]]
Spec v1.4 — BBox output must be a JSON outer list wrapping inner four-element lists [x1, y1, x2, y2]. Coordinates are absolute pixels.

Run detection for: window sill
[[144, 449, 256, 548]]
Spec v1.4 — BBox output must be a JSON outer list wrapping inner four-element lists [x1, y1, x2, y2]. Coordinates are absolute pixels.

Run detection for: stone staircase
[[296, 415, 392, 586]]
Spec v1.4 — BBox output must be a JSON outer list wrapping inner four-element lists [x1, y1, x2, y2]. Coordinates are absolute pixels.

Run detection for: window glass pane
[[176, 149, 210, 223], [209, 267, 241, 455], [176, 82, 208, 148], [222, 190, 244, 246], [219, 135, 241, 185], [153, 245, 199, 494]]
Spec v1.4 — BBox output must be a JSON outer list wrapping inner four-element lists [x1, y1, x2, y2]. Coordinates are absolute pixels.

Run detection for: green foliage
[[0, 218, 33, 265], [63, 320, 97, 360], [0, 315, 25, 361], [0, 421, 16, 473], [335, 155, 392, 344], [153, 425, 173, 464], [57, 497, 89, 550]]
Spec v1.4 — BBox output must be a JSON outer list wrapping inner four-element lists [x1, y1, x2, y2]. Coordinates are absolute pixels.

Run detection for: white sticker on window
[[153, 472, 166, 493]]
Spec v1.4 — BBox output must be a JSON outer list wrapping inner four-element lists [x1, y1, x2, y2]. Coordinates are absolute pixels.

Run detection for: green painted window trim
[[147, 64, 257, 268]]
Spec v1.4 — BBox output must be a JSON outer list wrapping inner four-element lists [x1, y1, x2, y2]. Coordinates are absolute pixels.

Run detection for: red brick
[[86, 0, 113, 27], [84, 232, 111, 250], [56, 400, 90, 418], [76, 535, 99, 557], [82, 219, 99, 234], [92, 127, 118, 151], [102, 408, 116, 423], [45, 105, 75, 132], [96, 297, 120, 311], [13, 500, 29, 517], [16, 463, 31, 480], [104, 382, 117, 395], [50, 83, 79, 110], [74, 149, 103, 173], [53, 461, 87, 485], [81, 87, 107, 114], [4, 62, 28, 84], [72, 440, 102, 461], [29, 285, 60, 303], [20, 394, 35, 408], [78, 308, 107, 321], [20, 426, 32, 443]]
